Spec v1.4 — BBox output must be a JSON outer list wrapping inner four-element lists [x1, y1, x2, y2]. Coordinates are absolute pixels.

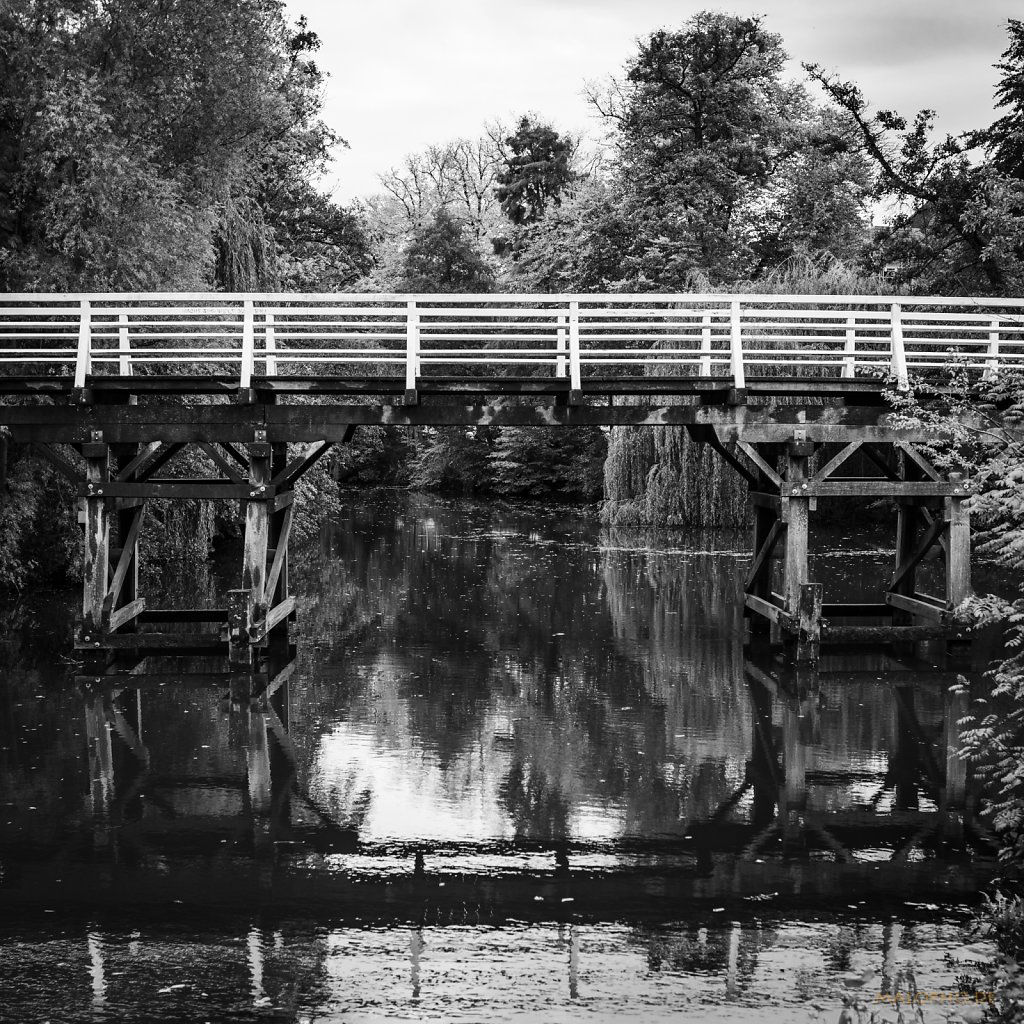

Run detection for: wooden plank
[[107, 598, 146, 633], [744, 593, 790, 625], [259, 596, 296, 639], [263, 506, 293, 609], [735, 441, 782, 488], [745, 520, 784, 590], [138, 608, 229, 622], [78, 481, 256, 499], [822, 603, 892, 618], [75, 631, 227, 649], [797, 481, 959, 497], [885, 592, 948, 623], [811, 441, 863, 483], [197, 441, 247, 484], [103, 503, 145, 613], [895, 442, 942, 481], [270, 437, 341, 489], [114, 441, 163, 481], [890, 516, 948, 592], [821, 624, 970, 642], [699, 428, 757, 485]]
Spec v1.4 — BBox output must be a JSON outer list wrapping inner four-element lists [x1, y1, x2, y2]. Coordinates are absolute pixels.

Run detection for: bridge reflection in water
[[0, 497, 1001, 1019], [0, 659, 995, 1017]]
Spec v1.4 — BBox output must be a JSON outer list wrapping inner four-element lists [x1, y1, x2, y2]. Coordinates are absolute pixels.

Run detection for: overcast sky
[[285, 0, 1018, 203]]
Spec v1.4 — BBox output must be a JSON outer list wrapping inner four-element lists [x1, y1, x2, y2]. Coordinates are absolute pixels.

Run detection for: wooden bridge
[[1, 291, 1014, 678]]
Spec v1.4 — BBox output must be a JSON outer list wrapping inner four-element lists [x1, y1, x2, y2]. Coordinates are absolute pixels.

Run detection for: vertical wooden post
[[699, 313, 712, 377], [842, 313, 856, 378], [117, 313, 132, 377], [243, 432, 271, 649], [984, 319, 1000, 381], [405, 299, 419, 404], [74, 298, 92, 389], [729, 299, 745, 390], [240, 299, 255, 391], [556, 313, 567, 378], [890, 302, 909, 388], [265, 311, 277, 376], [946, 471, 971, 609], [783, 438, 818, 662], [267, 441, 291, 664], [796, 583, 822, 663], [782, 441, 810, 614], [568, 300, 582, 401], [82, 433, 109, 646]]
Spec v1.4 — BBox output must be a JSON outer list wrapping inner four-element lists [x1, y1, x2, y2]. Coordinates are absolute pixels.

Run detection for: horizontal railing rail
[[2, 293, 1023, 391]]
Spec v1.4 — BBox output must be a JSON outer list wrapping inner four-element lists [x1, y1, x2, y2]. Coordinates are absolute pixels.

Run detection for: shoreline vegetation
[[1, 3, 1023, 1017]]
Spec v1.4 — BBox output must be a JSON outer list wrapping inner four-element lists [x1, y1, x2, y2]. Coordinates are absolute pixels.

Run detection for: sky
[[285, 0, 1018, 204]]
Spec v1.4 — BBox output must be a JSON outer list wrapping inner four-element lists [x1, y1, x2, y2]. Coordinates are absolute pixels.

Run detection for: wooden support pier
[[0, 290, 1004, 673]]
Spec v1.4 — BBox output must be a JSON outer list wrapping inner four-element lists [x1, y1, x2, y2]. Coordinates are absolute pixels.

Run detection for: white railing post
[[729, 299, 745, 389], [890, 302, 908, 388], [265, 311, 277, 376], [74, 298, 92, 388], [984, 318, 1000, 381], [117, 312, 132, 377], [568, 300, 582, 396], [405, 300, 419, 398], [699, 313, 711, 377], [240, 299, 255, 389], [842, 313, 856, 379], [556, 313, 567, 378]]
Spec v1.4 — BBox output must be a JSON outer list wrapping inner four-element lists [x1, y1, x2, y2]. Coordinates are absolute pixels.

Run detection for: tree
[[976, 18, 1024, 179], [587, 12, 802, 284], [494, 116, 576, 227], [0, 1, 367, 292], [399, 208, 495, 292], [805, 28, 1024, 294]]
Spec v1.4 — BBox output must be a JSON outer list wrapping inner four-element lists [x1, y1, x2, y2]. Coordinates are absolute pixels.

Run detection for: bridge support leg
[[782, 440, 819, 663], [81, 434, 111, 671]]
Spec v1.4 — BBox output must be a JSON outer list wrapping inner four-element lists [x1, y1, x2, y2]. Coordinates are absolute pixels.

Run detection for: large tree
[[494, 116, 576, 227], [0, 0, 367, 291], [805, 19, 1024, 294]]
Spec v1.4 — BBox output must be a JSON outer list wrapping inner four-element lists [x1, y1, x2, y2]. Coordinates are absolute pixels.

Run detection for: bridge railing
[[1, 293, 1023, 390]]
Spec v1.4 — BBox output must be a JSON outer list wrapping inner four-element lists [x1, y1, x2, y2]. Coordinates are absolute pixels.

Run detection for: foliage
[[0, 445, 79, 591], [494, 116, 576, 227], [490, 427, 606, 501], [0, 0, 368, 292], [974, 18, 1024, 179], [805, 24, 1024, 294], [399, 208, 495, 292], [407, 427, 494, 495]]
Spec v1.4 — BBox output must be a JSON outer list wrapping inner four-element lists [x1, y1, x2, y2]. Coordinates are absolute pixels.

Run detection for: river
[[0, 492, 1000, 1022]]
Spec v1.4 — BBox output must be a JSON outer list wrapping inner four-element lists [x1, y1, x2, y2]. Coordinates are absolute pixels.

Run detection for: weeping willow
[[215, 194, 278, 292], [601, 256, 898, 529], [602, 426, 748, 528]]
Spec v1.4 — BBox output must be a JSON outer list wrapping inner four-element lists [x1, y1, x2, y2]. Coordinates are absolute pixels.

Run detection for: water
[[0, 492, 1001, 1022]]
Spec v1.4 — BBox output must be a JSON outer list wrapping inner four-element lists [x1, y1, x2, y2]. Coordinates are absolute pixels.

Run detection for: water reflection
[[0, 492, 1000, 1021]]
